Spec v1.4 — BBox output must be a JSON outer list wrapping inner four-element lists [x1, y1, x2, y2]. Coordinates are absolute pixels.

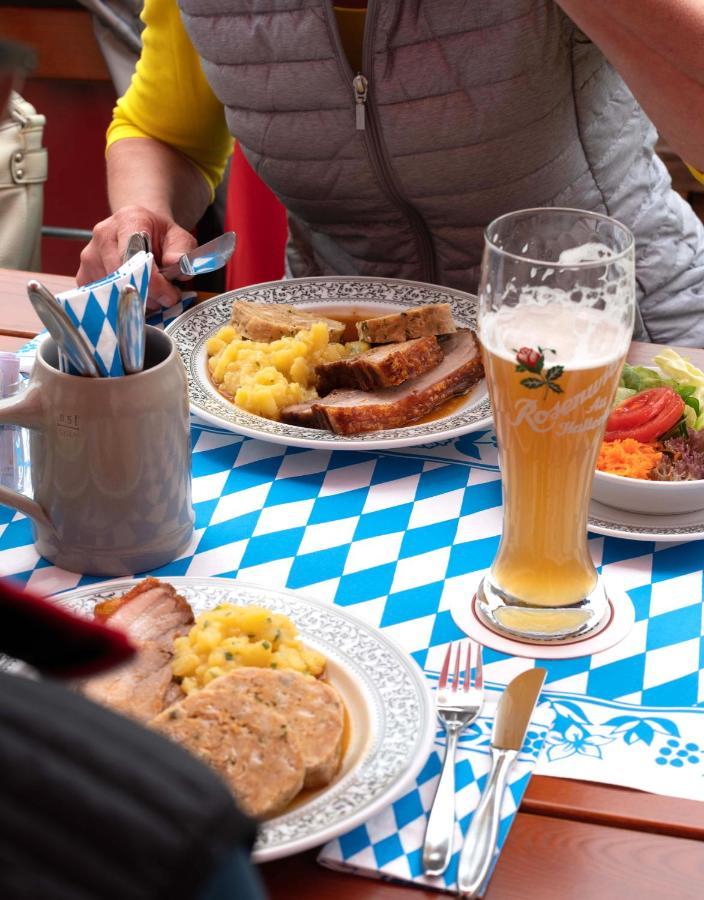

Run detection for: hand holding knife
[[456, 667, 547, 898], [122, 230, 236, 281]]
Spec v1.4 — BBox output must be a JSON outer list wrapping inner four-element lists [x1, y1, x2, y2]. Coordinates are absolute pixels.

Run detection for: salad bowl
[[592, 468, 704, 515], [591, 348, 704, 516]]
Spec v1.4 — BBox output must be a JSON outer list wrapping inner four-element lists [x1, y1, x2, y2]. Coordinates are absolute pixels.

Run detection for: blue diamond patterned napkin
[[16, 292, 196, 377], [55, 250, 153, 376], [319, 697, 553, 896]]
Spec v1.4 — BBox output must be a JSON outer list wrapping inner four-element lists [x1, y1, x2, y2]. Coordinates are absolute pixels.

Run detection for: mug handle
[[0, 386, 51, 527]]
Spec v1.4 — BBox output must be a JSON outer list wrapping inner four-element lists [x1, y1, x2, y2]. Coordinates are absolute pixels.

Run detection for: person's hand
[[77, 206, 198, 308]]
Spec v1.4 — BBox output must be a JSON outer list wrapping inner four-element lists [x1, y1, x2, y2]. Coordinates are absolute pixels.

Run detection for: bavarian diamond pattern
[[320, 705, 551, 893], [56, 252, 153, 377], [5, 423, 700, 709], [4, 301, 704, 893]]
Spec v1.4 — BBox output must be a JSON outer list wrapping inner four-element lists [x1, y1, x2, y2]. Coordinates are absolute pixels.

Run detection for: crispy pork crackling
[[81, 578, 193, 722], [315, 335, 443, 394], [282, 330, 483, 434]]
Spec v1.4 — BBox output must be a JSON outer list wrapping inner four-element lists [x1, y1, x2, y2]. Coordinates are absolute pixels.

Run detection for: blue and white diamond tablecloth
[[320, 697, 552, 893], [2, 301, 704, 892]]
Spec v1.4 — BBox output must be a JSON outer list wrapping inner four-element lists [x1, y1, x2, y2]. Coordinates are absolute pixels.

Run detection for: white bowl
[[591, 469, 704, 515]]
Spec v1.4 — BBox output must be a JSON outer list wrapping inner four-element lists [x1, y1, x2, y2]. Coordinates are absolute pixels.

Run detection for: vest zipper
[[327, 1, 437, 283], [353, 74, 367, 130]]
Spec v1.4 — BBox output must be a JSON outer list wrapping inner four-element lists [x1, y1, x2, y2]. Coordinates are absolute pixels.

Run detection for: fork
[[422, 641, 484, 876]]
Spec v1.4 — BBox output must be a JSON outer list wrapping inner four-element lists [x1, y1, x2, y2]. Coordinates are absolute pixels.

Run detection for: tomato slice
[[605, 387, 684, 442], [606, 388, 670, 431]]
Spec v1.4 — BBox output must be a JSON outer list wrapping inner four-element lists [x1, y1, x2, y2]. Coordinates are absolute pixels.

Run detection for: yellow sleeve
[[688, 164, 704, 185], [106, 0, 233, 200]]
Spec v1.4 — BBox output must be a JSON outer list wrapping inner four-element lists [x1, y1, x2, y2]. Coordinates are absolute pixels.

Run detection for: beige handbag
[[0, 92, 47, 271]]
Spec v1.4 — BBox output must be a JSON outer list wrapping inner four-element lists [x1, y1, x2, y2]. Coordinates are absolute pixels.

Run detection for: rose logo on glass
[[514, 346, 564, 395]]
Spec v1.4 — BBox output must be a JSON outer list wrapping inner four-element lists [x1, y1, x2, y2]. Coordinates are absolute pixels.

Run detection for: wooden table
[[2, 266, 703, 898]]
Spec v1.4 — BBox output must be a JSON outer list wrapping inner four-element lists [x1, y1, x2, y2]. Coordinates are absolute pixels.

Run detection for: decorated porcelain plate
[[166, 276, 491, 450], [588, 500, 704, 543], [44, 576, 436, 862]]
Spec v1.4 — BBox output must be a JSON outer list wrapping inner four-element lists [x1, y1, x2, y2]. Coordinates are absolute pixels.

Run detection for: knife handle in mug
[[422, 728, 459, 875], [457, 746, 518, 897], [0, 387, 51, 527]]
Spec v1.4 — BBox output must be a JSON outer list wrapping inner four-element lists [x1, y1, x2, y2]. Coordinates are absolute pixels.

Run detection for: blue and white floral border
[[535, 689, 704, 801], [433, 680, 704, 801]]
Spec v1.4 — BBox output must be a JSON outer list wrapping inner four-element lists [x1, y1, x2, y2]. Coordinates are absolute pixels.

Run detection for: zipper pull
[[352, 74, 368, 131]]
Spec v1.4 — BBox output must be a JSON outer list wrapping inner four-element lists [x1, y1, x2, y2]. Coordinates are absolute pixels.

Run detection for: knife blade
[[456, 668, 546, 898], [159, 231, 236, 281]]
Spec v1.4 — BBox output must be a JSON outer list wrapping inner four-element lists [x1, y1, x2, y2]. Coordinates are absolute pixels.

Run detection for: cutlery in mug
[[457, 667, 547, 898], [117, 284, 146, 374], [159, 231, 236, 280], [422, 641, 484, 876], [26, 280, 100, 378]]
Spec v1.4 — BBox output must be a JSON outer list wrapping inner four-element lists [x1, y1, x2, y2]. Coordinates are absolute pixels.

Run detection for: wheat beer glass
[[476, 208, 635, 642]]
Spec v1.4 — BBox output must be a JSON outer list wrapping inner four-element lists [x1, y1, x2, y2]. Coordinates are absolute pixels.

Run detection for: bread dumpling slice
[[231, 300, 346, 342], [152, 676, 305, 819]]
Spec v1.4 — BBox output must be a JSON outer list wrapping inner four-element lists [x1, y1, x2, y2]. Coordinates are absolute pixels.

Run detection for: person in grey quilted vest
[[79, 0, 704, 346]]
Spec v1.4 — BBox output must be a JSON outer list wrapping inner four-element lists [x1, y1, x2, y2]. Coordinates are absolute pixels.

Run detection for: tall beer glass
[[477, 208, 635, 642]]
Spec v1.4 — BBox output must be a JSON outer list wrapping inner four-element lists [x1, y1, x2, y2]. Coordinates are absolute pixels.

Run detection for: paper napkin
[[319, 700, 553, 896], [55, 250, 152, 376]]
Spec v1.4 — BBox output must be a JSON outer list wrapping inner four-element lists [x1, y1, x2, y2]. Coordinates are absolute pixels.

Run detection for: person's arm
[[107, 138, 208, 225], [556, 0, 704, 171], [77, 0, 233, 305], [80, 138, 209, 306]]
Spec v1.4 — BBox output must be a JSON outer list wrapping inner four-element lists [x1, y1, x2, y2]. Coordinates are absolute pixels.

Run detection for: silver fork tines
[[422, 641, 484, 877]]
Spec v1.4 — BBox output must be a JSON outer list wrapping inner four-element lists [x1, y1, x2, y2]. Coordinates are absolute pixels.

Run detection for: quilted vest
[[178, 0, 704, 345]]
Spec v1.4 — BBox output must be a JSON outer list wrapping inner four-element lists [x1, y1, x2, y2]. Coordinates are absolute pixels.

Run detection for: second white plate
[[166, 276, 492, 450], [48, 576, 436, 862], [588, 500, 704, 543]]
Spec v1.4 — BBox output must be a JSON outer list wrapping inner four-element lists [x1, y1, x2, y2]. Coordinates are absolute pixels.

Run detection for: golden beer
[[478, 302, 631, 639], [475, 208, 635, 642], [482, 307, 626, 606]]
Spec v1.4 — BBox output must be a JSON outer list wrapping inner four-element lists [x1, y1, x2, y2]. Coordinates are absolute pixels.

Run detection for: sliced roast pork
[[93, 577, 193, 649], [281, 330, 483, 435], [316, 335, 443, 394], [80, 643, 176, 722], [81, 578, 193, 722], [356, 303, 456, 343], [231, 300, 345, 342]]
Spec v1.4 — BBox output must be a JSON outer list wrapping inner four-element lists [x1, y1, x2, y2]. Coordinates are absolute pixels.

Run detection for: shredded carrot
[[596, 438, 662, 480]]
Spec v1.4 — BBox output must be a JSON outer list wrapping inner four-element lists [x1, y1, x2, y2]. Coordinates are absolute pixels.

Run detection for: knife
[[159, 231, 237, 281], [456, 667, 547, 898]]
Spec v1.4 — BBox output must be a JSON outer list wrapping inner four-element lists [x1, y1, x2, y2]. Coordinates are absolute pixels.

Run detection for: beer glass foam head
[[481, 299, 632, 370]]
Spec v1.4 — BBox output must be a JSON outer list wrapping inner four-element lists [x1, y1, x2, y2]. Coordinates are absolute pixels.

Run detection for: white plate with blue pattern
[[166, 276, 491, 450], [47, 576, 436, 862], [588, 500, 704, 543]]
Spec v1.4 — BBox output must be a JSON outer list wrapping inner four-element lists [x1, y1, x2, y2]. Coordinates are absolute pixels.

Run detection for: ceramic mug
[[0, 326, 194, 575]]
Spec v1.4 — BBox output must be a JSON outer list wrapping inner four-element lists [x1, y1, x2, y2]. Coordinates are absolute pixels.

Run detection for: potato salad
[[206, 322, 367, 420], [172, 604, 326, 694]]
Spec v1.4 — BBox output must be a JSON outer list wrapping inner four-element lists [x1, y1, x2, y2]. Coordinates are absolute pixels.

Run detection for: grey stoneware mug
[[0, 326, 194, 575]]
